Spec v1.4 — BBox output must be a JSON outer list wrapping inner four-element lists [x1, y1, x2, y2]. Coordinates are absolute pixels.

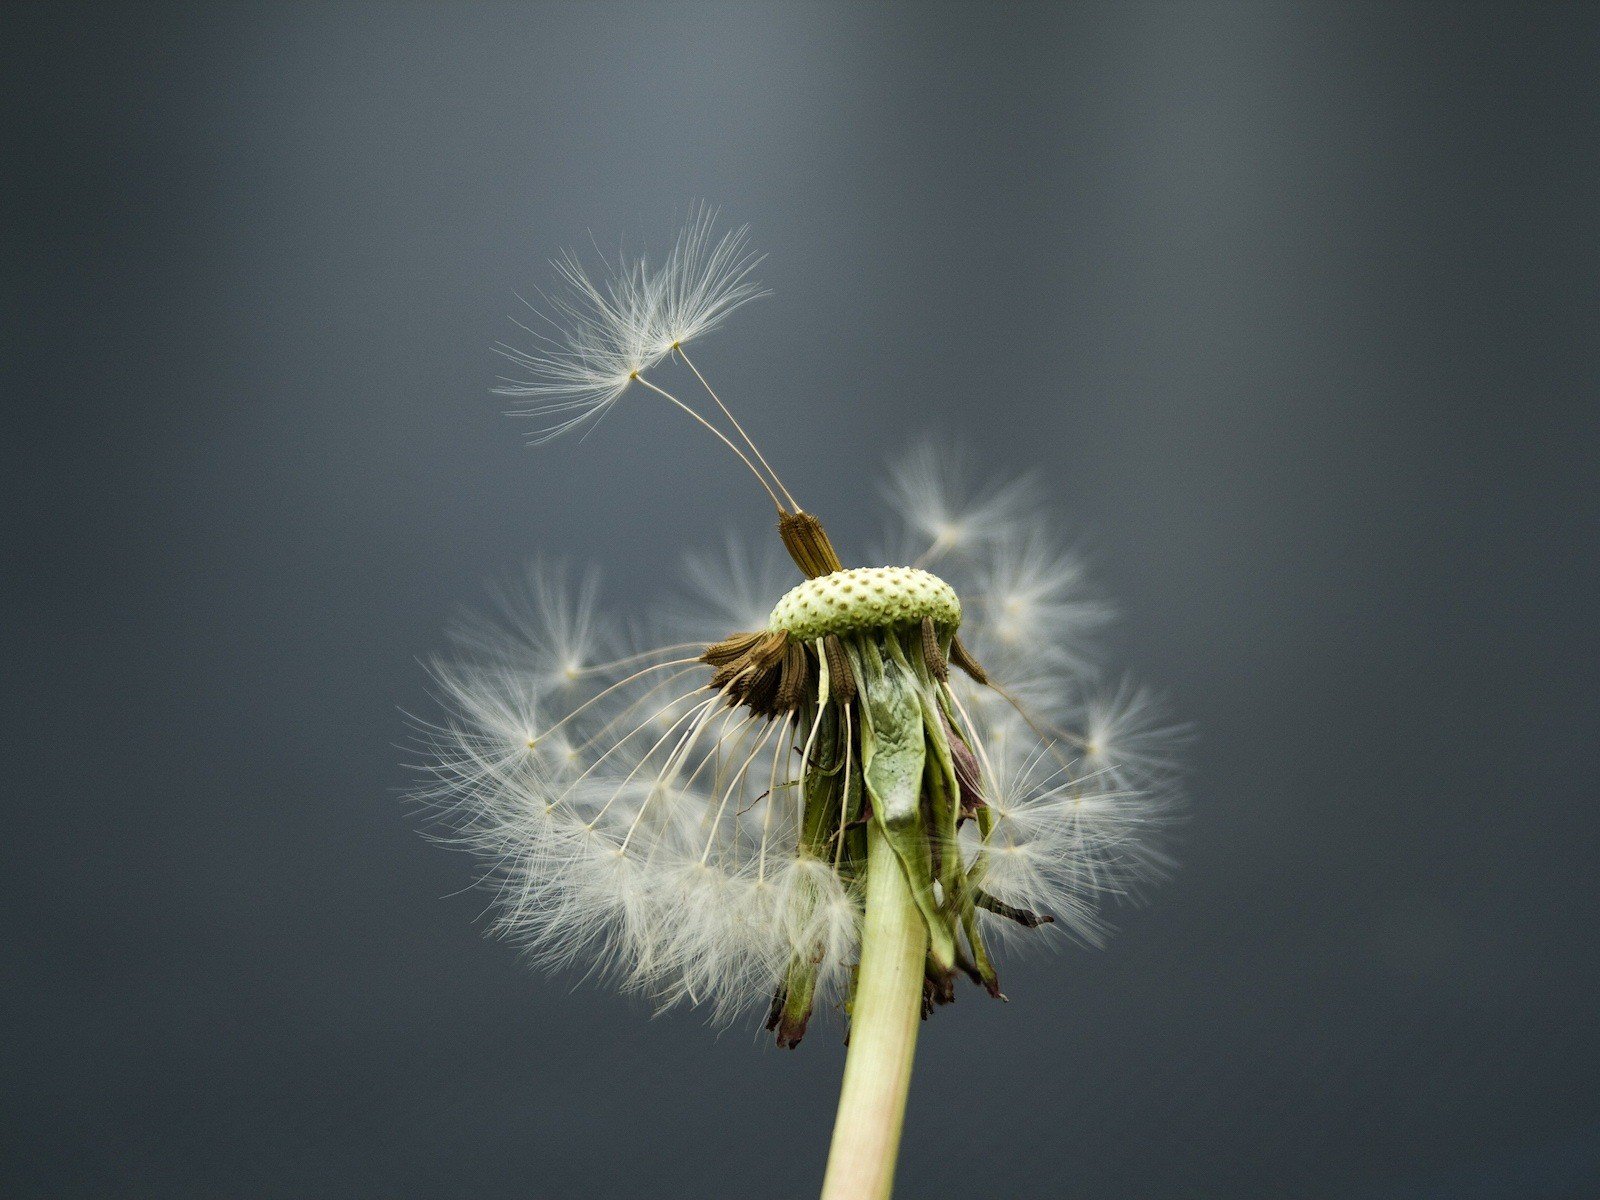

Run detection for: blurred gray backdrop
[[5, 3, 1598, 1197]]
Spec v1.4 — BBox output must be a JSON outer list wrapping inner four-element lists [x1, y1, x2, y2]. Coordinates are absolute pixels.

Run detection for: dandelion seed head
[[415, 490, 1179, 1023], [413, 213, 1185, 1040]]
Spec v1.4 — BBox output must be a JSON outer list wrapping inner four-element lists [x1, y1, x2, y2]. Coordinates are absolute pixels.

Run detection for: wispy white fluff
[[960, 526, 1110, 680], [414, 444, 1179, 1023], [961, 709, 1174, 947], [1077, 679, 1190, 794], [649, 205, 768, 353], [494, 206, 766, 444], [495, 254, 661, 441], [448, 561, 610, 691], [414, 567, 859, 1018], [667, 535, 802, 641], [882, 440, 1041, 565]]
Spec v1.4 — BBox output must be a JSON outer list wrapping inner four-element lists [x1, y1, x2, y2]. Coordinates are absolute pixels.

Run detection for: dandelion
[[413, 210, 1184, 1200]]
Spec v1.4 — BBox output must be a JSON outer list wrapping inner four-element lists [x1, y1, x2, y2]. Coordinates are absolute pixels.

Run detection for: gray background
[[5, 2, 1598, 1197]]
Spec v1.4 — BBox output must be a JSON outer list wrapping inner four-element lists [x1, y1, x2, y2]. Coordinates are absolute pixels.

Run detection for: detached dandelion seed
[[411, 210, 1185, 1200]]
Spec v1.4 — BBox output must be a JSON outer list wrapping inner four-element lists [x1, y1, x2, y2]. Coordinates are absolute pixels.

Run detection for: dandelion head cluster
[[414, 211, 1183, 1046]]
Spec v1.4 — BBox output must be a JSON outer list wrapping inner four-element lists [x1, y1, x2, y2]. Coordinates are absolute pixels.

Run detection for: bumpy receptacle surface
[[768, 566, 961, 641]]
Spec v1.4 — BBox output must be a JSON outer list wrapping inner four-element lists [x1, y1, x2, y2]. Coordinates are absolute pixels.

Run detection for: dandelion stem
[[819, 821, 926, 1200]]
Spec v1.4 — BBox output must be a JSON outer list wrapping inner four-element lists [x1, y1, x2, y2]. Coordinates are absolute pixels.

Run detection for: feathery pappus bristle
[[493, 204, 768, 448]]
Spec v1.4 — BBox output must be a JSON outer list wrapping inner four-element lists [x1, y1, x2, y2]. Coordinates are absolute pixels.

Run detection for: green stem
[[819, 821, 928, 1200]]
